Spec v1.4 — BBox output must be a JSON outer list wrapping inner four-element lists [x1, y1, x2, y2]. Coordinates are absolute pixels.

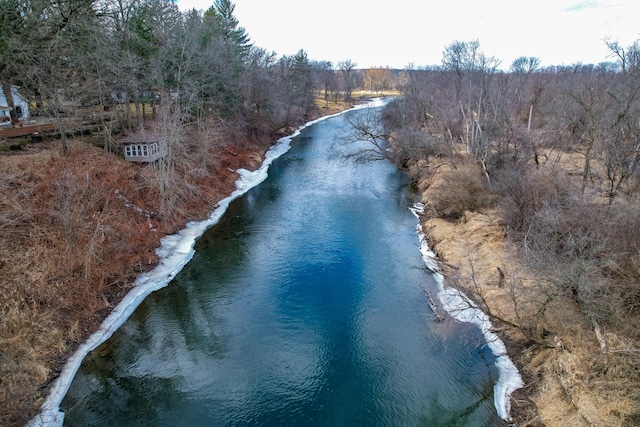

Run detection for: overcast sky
[[176, 0, 640, 69]]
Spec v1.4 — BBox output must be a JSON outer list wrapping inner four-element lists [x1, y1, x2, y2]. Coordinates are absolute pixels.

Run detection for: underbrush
[[407, 139, 640, 425], [425, 161, 494, 219]]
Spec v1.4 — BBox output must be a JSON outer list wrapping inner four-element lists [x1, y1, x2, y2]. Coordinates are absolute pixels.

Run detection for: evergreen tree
[[203, 0, 251, 58], [291, 49, 314, 115], [199, 0, 252, 115]]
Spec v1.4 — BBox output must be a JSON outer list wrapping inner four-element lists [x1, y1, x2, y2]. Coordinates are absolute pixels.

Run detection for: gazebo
[[119, 131, 167, 162]]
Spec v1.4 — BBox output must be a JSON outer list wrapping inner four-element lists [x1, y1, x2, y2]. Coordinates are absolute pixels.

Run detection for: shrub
[[428, 162, 492, 219], [492, 165, 569, 232]]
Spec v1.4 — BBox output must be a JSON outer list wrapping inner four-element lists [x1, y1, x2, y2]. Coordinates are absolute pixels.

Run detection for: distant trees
[[510, 56, 541, 75], [338, 59, 358, 102], [1, 0, 352, 219], [3, 0, 397, 146], [312, 60, 336, 108], [363, 67, 394, 94], [2, 0, 334, 137]]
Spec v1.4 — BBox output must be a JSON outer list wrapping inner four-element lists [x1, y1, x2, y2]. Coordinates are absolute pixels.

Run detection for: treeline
[[0, 0, 394, 138], [381, 39, 640, 423]]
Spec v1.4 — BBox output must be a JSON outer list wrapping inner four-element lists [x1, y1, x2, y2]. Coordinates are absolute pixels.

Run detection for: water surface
[[61, 106, 505, 426]]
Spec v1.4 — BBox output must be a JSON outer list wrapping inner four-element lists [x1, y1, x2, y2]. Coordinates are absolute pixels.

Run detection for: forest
[[1, 0, 639, 425], [0, 0, 367, 146], [378, 40, 640, 425]]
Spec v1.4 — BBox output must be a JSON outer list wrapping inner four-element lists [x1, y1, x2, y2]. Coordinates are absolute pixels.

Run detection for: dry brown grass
[[421, 159, 640, 426]]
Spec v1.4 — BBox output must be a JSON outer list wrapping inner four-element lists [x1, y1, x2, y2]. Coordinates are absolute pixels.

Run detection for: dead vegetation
[[414, 156, 640, 426]]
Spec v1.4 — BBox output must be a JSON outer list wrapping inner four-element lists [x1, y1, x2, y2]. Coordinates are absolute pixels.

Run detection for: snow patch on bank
[[29, 98, 388, 427], [411, 203, 524, 422]]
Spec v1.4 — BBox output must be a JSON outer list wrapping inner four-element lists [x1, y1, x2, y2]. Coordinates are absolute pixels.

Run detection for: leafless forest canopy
[[381, 39, 640, 425], [384, 39, 640, 339]]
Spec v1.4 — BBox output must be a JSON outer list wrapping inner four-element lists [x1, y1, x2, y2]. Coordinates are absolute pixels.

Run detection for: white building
[[120, 131, 167, 162], [0, 85, 29, 126]]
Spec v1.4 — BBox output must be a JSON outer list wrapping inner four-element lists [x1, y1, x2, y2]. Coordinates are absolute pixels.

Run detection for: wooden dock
[[0, 122, 56, 138]]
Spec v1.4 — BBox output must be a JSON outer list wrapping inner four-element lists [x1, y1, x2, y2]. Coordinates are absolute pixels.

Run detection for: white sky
[[177, 0, 640, 69]]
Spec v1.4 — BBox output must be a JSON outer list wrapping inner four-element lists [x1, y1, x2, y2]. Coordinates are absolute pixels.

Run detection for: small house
[[0, 86, 29, 125], [110, 88, 129, 104], [120, 131, 167, 162]]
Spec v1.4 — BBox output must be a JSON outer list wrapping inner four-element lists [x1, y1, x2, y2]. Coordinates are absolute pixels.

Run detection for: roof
[[119, 131, 160, 144]]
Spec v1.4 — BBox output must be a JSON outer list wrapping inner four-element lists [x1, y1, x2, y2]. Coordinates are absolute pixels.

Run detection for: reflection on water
[[61, 108, 505, 426]]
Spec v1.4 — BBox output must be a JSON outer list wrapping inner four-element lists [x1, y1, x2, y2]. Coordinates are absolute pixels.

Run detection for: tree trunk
[[1, 79, 19, 124], [134, 93, 144, 132], [581, 128, 596, 197]]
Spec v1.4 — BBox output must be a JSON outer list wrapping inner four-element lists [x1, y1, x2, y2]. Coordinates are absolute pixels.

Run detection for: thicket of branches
[[380, 39, 640, 423]]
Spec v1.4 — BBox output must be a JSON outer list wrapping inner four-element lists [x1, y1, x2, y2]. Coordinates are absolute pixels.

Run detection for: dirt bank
[[420, 164, 638, 426]]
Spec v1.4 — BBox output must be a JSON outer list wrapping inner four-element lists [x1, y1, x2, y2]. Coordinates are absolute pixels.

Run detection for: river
[[58, 102, 506, 426]]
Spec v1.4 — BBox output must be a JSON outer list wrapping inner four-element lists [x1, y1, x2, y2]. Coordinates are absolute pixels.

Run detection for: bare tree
[[363, 67, 394, 94], [240, 46, 278, 131], [338, 59, 358, 102], [510, 56, 541, 75], [312, 60, 336, 108], [334, 108, 394, 163]]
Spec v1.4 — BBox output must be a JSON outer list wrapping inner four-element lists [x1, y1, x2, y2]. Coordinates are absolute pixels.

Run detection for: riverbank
[[30, 127, 301, 427], [417, 160, 638, 426], [420, 206, 541, 424]]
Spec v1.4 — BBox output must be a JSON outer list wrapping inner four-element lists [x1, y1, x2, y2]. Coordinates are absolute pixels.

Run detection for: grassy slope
[[0, 139, 269, 425], [420, 161, 639, 426]]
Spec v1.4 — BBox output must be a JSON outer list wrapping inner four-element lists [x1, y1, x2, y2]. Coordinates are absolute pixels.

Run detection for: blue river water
[[60, 105, 505, 426]]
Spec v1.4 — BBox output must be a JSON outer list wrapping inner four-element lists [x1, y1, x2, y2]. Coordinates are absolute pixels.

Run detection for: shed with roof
[[119, 131, 167, 162]]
